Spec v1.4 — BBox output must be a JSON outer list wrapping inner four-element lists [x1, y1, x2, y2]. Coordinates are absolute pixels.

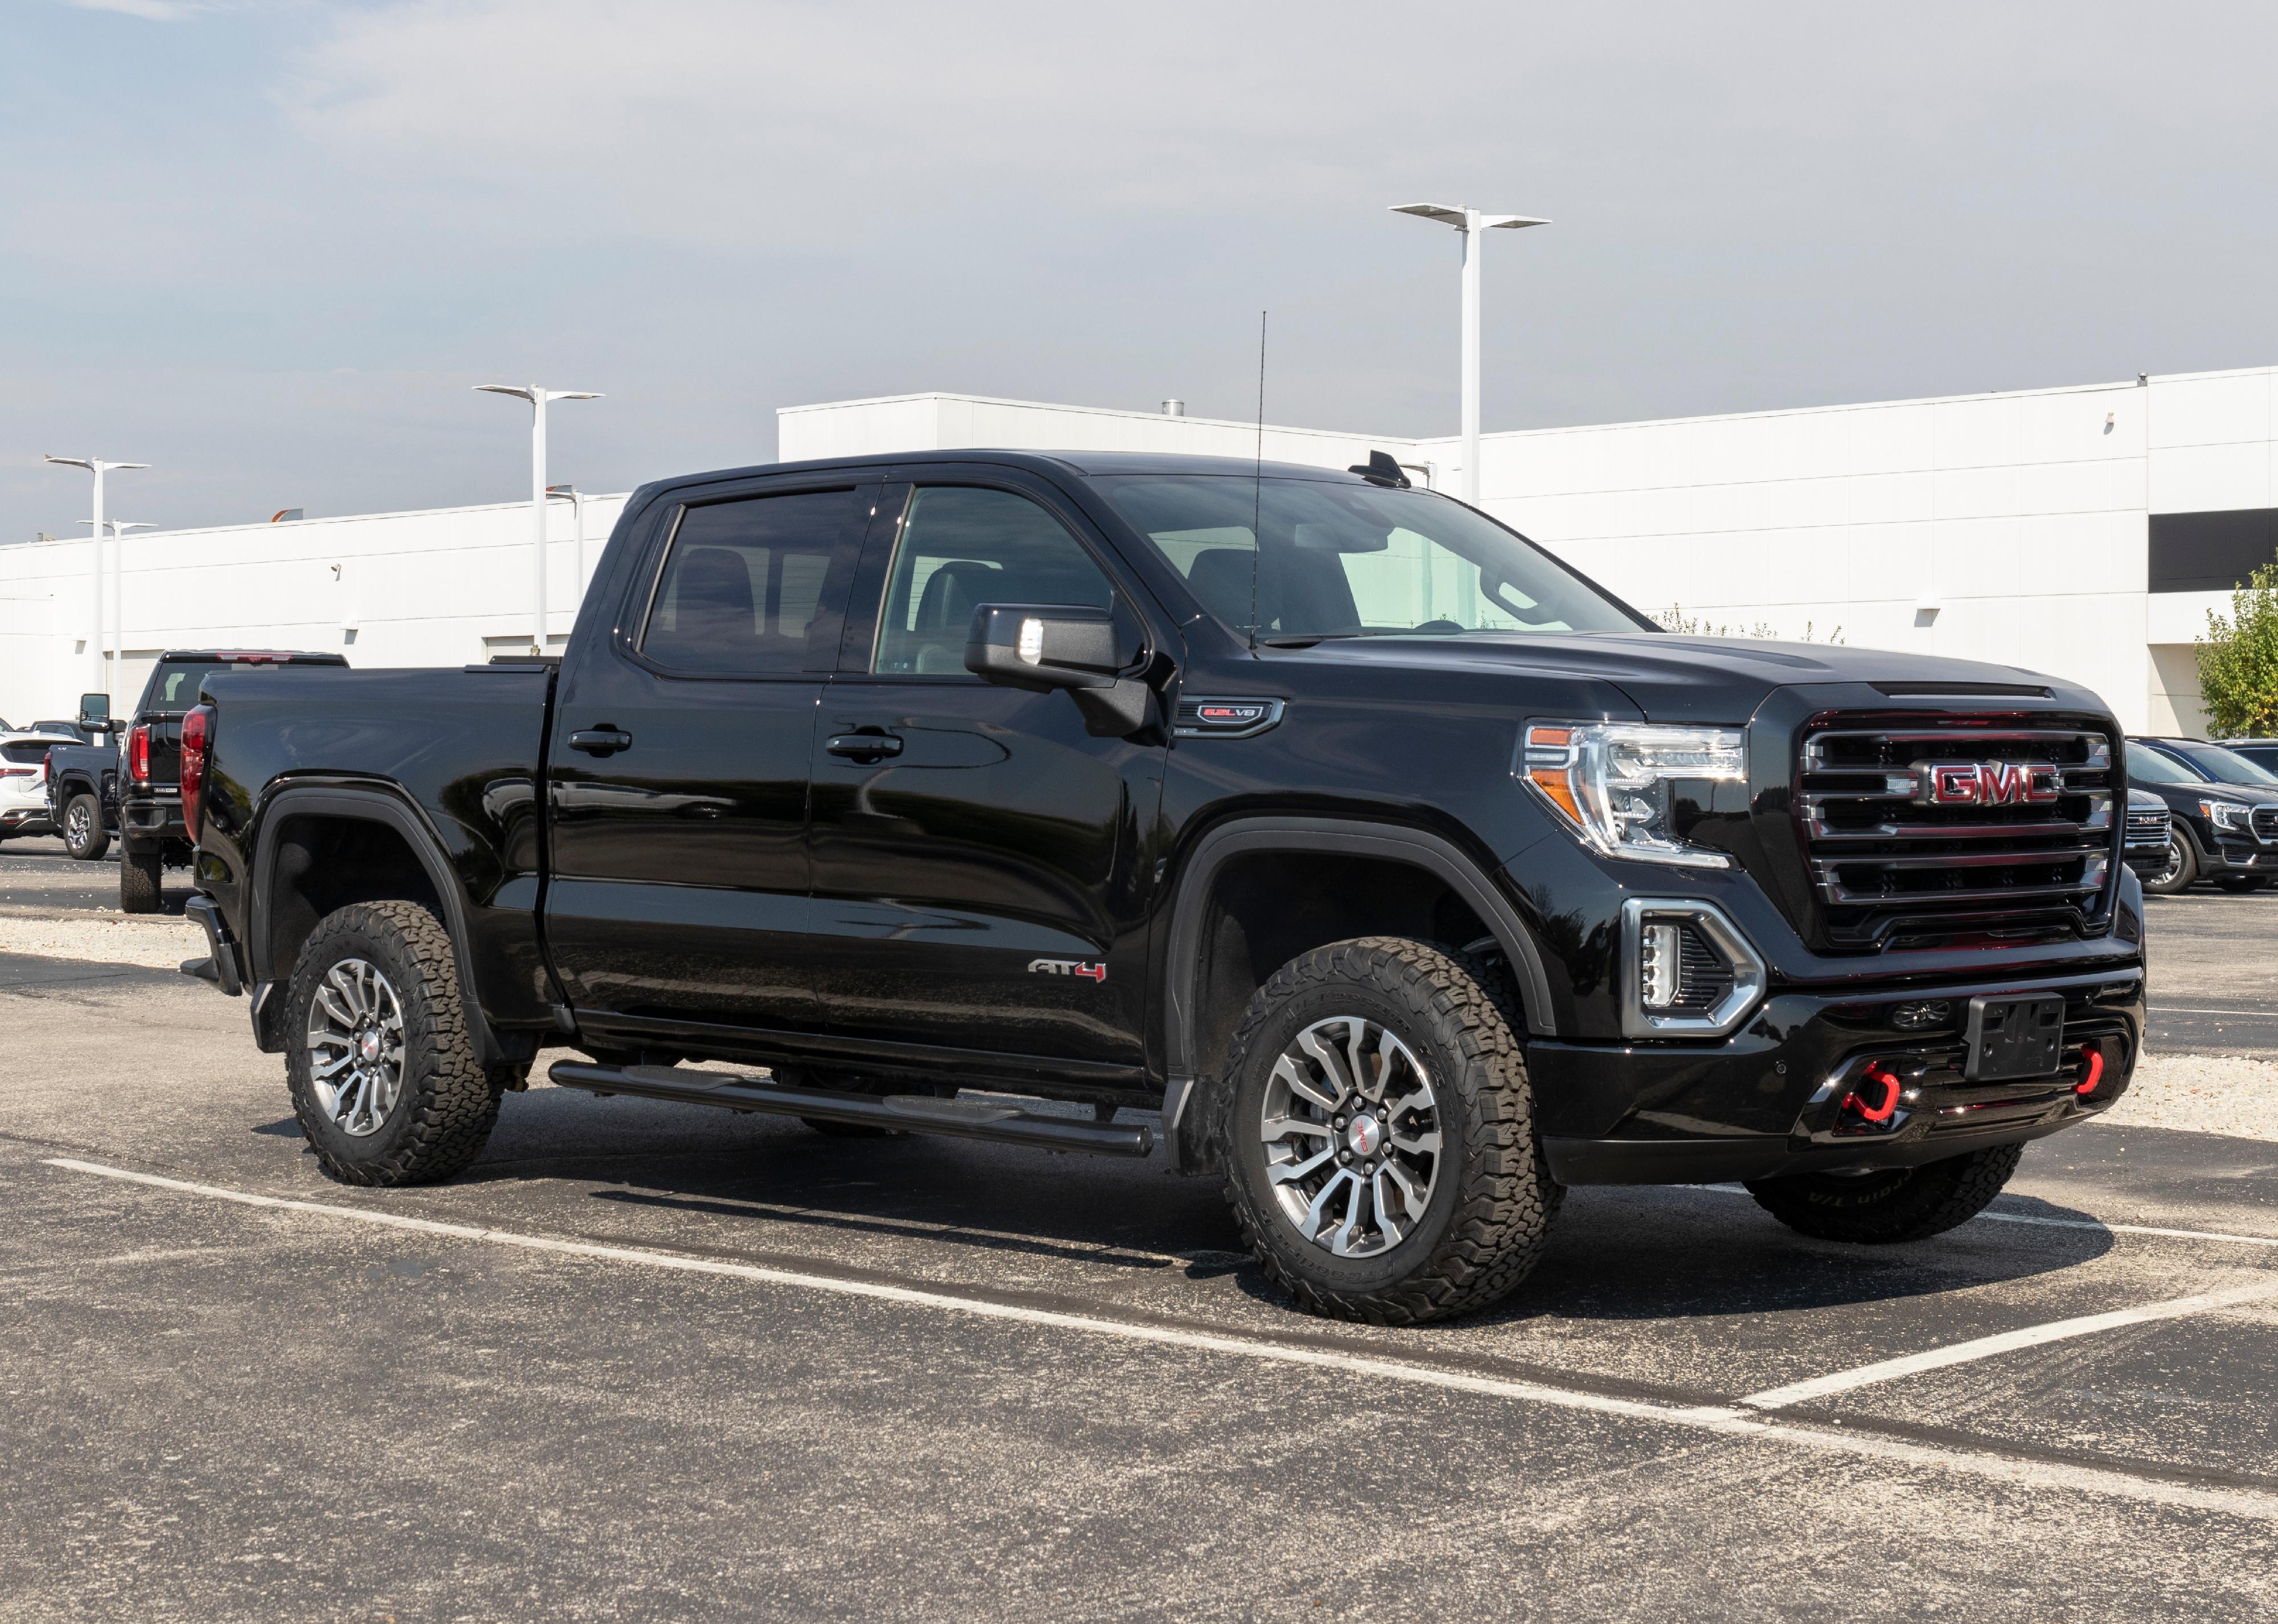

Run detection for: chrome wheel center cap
[[357, 1029, 382, 1066], [1346, 1114, 1383, 1157]]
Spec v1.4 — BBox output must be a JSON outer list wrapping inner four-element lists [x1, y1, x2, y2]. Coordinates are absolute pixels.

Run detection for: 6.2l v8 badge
[[1029, 958, 1107, 982]]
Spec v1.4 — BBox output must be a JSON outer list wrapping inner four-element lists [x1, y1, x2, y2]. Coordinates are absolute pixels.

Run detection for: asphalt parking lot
[[4, 836, 2276, 1620]]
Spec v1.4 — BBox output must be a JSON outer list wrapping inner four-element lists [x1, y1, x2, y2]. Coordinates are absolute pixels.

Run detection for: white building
[[11, 365, 2278, 733]]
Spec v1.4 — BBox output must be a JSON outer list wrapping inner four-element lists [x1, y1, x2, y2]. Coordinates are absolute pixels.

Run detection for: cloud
[[67, 0, 210, 19]]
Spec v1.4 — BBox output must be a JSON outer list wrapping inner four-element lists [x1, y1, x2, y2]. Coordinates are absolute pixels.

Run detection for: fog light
[[1890, 999, 1952, 1031], [1640, 923, 1680, 1009]]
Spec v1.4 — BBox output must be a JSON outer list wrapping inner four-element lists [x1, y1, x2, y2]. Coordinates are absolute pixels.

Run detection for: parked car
[[44, 695, 121, 862], [176, 448, 2145, 1325], [0, 732, 81, 841], [26, 720, 93, 744], [2128, 736, 2278, 893], [105, 652, 350, 911], [2122, 787, 2173, 880]]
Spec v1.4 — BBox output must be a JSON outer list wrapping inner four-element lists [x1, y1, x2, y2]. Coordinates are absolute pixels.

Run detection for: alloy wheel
[[305, 958, 406, 1137], [65, 801, 91, 850], [1258, 1015, 1441, 1258], [2156, 836, 2186, 889]]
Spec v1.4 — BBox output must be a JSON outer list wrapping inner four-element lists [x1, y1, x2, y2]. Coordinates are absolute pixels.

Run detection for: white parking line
[[41, 1155, 2278, 1524], [1683, 1182, 2278, 1251], [1740, 1280, 2278, 1411]]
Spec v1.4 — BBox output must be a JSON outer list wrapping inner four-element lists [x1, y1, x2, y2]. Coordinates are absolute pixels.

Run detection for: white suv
[[0, 734, 74, 840]]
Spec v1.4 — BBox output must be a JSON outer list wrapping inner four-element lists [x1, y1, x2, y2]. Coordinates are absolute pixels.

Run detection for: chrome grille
[[1799, 721, 2117, 948], [2124, 806, 2171, 848], [2255, 806, 2278, 844]]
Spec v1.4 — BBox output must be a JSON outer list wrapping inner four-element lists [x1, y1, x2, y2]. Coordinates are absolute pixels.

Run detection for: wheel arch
[[247, 786, 505, 1063], [1158, 817, 1557, 1162]]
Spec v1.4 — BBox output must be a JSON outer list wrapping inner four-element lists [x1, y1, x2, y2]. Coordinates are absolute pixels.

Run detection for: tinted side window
[[641, 490, 851, 675], [2128, 746, 2204, 785], [873, 487, 1114, 675]]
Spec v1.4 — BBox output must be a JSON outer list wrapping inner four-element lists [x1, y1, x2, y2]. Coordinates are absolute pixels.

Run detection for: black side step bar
[[547, 1061, 1155, 1158]]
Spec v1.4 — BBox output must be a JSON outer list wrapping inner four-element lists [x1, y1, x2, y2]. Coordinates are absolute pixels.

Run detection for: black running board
[[547, 1060, 1155, 1157]]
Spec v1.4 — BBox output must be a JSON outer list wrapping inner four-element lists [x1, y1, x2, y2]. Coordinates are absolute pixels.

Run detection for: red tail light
[[129, 723, 150, 784], [181, 705, 213, 840]]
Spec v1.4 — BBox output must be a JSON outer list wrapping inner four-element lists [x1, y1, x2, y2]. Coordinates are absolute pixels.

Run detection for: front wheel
[[1744, 1143, 2024, 1243], [63, 794, 110, 860], [119, 844, 162, 912], [2142, 832, 2197, 895], [286, 900, 506, 1185], [1220, 937, 1561, 1325]]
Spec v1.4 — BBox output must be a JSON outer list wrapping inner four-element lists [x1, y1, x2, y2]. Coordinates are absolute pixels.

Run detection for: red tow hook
[[1844, 1061, 1904, 1125], [2075, 1042, 2105, 1097]]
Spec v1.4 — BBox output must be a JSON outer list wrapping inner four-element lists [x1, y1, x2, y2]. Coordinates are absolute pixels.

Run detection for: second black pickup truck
[[179, 450, 2147, 1324]]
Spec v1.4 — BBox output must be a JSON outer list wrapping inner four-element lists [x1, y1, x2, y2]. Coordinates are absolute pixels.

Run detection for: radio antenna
[[1249, 309, 1266, 654]]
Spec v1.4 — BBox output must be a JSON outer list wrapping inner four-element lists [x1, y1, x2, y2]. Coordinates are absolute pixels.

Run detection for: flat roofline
[[0, 492, 633, 553], [776, 389, 1415, 446]]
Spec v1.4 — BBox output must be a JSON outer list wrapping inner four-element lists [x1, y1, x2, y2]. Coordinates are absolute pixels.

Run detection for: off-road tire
[[119, 844, 162, 913], [2143, 831, 2197, 895], [1220, 936, 1561, 1325], [63, 794, 109, 860], [1744, 1142, 2024, 1244], [286, 900, 504, 1186]]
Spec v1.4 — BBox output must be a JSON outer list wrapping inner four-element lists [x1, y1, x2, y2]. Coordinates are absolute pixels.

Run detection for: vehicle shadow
[[445, 1086, 2123, 1327]]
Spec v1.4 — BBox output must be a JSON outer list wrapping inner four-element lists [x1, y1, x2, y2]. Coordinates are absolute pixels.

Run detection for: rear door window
[[639, 489, 856, 675]]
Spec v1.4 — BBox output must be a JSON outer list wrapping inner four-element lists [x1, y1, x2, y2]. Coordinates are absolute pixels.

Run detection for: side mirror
[[965, 603, 1151, 737], [77, 693, 112, 733]]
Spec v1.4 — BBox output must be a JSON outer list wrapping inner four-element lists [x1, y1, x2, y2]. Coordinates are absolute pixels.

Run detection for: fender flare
[[248, 785, 505, 1064], [1160, 815, 1558, 1083]]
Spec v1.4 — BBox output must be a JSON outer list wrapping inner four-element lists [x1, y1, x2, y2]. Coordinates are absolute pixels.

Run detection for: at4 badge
[[1029, 958, 1107, 982]]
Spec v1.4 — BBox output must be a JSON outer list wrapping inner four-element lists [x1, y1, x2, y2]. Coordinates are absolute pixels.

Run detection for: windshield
[[2171, 741, 2278, 785], [2129, 744, 2209, 785], [1090, 475, 1645, 640]]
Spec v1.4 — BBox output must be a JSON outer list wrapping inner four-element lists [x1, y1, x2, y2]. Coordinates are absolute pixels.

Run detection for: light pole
[[475, 384, 602, 654], [1390, 204, 1548, 507], [44, 454, 148, 697], [547, 484, 590, 604], [76, 519, 153, 692]]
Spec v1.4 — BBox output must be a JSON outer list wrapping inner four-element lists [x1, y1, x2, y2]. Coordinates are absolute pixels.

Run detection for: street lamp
[[1390, 204, 1548, 507], [475, 384, 602, 654], [547, 484, 592, 604], [75, 519, 153, 693], [44, 454, 149, 697]]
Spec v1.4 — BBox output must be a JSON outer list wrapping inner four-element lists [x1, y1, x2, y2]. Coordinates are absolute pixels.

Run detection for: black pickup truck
[[180, 450, 2146, 1324], [53, 652, 348, 908]]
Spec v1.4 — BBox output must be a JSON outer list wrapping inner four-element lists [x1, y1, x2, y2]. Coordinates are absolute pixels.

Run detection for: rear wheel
[[1220, 937, 1560, 1325], [2142, 831, 2197, 895], [1744, 1143, 2024, 1243], [286, 900, 506, 1185], [63, 794, 109, 860], [119, 843, 162, 912]]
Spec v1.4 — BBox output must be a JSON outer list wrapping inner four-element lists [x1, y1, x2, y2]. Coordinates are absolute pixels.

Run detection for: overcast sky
[[7, 0, 2278, 540]]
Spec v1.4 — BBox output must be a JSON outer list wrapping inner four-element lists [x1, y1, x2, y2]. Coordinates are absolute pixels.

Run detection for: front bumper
[[1530, 965, 2143, 1185], [2204, 837, 2278, 875]]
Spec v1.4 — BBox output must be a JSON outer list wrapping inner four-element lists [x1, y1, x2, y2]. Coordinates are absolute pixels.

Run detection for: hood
[[1295, 631, 2110, 725]]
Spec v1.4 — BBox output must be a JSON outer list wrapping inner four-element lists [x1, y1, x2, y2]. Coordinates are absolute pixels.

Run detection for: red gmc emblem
[[1912, 760, 2059, 807]]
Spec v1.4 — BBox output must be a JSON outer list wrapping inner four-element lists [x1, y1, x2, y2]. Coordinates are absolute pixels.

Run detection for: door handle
[[825, 732, 903, 760], [568, 728, 633, 757]]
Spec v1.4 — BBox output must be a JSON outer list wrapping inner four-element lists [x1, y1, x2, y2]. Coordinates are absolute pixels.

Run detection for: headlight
[[1523, 722, 1747, 868], [2203, 799, 2253, 834]]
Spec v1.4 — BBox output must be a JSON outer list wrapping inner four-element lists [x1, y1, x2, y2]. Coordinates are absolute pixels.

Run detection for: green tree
[[2197, 561, 2278, 736]]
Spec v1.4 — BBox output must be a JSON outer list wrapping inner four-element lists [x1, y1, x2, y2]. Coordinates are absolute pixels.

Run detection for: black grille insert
[[1798, 720, 2117, 949]]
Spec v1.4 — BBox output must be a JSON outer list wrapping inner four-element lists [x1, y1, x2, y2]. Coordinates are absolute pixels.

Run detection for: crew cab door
[[544, 476, 873, 1048], [808, 472, 1171, 1077]]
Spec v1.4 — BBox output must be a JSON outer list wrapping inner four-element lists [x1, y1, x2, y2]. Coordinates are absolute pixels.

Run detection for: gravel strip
[[2102, 1052, 2278, 1143], [0, 913, 206, 970]]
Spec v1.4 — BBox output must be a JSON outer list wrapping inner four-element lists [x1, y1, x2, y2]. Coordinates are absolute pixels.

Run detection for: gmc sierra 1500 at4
[[177, 449, 2146, 1324]]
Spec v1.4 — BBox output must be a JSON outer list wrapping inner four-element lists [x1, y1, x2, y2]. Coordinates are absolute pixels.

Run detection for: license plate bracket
[[1963, 994, 2068, 1082]]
